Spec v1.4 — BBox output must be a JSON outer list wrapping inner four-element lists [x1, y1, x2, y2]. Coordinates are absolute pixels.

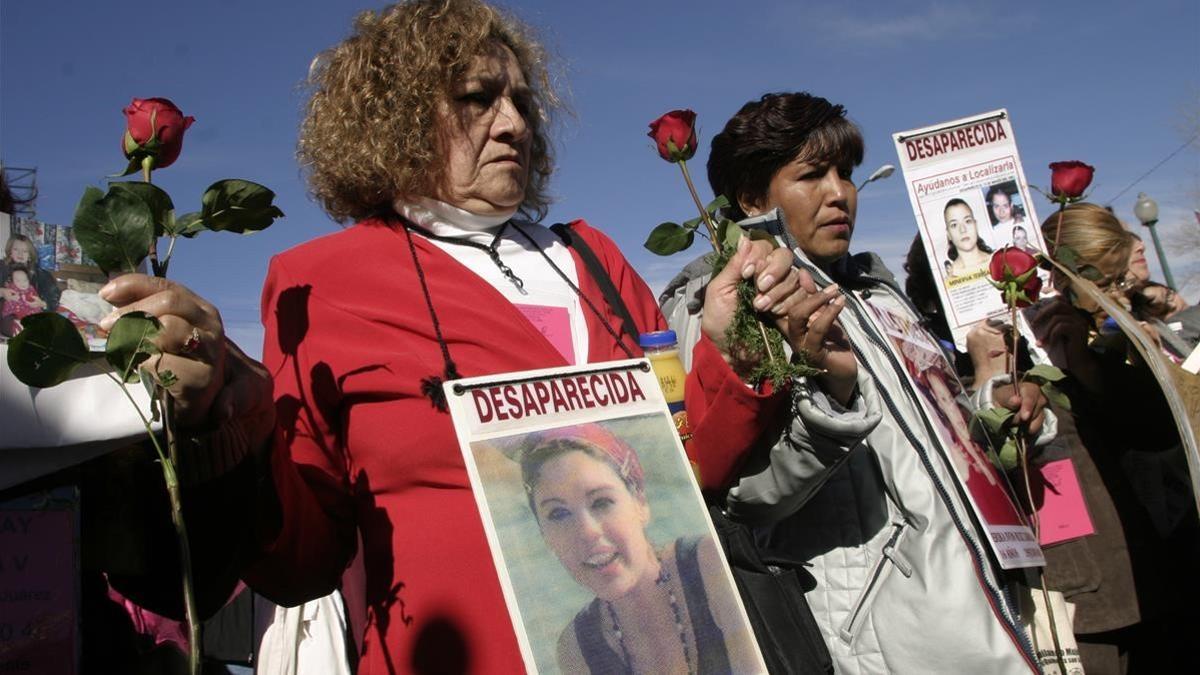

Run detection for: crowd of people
[[7, 0, 1197, 673]]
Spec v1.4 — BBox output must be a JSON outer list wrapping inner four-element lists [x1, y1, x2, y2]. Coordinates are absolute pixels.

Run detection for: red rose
[[1048, 160, 1094, 202], [989, 246, 1037, 281], [648, 109, 697, 163], [122, 98, 195, 169], [989, 246, 1042, 307]]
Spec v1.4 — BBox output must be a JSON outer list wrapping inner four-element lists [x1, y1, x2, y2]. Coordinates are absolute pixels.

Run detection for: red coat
[[243, 218, 745, 673]]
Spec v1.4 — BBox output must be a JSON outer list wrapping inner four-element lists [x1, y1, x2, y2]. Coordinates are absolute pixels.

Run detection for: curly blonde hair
[[299, 0, 560, 223], [1040, 202, 1133, 292]]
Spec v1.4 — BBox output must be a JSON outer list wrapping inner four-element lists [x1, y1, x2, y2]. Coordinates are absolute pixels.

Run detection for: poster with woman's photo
[[893, 109, 1053, 350], [444, 360, 767, 674], [863, 301, 1044, 569], [0, 216, 110, 349]]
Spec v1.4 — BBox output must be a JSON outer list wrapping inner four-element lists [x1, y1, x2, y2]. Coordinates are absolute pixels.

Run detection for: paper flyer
[[893, 109, 1053, 350], [1, 215, 110, 350], [444, 360, 767, 674], [864, 299, 1045, 569]]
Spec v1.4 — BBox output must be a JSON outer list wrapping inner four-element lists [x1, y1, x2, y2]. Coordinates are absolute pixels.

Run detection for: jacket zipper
[[837, 520, 909, 644]]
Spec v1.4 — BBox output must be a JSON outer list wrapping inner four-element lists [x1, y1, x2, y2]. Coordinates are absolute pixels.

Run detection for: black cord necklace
[[510, 223, 635, 360], [400, 217, 637, 411], [605, 555, 693, 674], [403, 220, 525, 290]]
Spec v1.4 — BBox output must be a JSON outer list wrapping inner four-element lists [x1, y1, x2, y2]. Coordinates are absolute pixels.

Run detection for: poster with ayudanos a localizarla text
[[893, 109, 1054, 351], [444, 359, 767, 674]]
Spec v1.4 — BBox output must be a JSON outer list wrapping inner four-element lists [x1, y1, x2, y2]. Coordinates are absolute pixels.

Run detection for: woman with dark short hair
[[664, 91, 1055, 673]]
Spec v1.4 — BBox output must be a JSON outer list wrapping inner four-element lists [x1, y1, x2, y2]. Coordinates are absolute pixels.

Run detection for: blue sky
[[3, 0, 1198, 357]]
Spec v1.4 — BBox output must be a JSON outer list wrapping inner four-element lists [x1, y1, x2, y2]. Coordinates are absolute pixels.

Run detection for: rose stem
[[136, 160, 198, 673], [105, 371, 201, 675], [678, 159, 777, 362], [1009, 295, 1068, 674], [141, 156, 164, 278], [678, 159, 721, 255], [1051, 204, 1065, 257]]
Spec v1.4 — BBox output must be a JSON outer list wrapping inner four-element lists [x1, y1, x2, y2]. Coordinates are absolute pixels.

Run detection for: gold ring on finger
[[181, 327, 202, 355]]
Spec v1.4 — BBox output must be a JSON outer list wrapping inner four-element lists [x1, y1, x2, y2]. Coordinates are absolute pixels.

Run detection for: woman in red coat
[[97, 1, 804, 671]]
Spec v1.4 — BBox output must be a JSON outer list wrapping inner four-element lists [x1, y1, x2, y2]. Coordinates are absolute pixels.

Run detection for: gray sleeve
[[659, 261, 883, 526], [659, 269, 709, 373], [726, 367, 883, 526]]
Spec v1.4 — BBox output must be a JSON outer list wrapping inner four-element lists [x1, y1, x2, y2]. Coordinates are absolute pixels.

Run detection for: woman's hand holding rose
[[777, 270, 857, 405], [99, 274, 274, 446], [701, 238, 857, 403]]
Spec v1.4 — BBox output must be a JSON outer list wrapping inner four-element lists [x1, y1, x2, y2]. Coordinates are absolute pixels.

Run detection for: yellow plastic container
[[640, 330, 686, 414]]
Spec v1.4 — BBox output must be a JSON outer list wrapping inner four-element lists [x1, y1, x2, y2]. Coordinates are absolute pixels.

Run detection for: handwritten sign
[[0, 489, 79, 674]]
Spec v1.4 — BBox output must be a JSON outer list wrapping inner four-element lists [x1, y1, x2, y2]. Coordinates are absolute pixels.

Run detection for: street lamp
[[1133, 192, 1176, 288], [857, 164, 895, 192]]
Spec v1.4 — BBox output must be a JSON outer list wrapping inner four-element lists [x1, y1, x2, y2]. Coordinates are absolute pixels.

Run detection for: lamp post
[[857, 164, 895, 192], [1133, 192, 1176, 288]]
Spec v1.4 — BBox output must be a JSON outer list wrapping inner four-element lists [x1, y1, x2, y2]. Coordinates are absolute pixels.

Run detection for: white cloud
[[794, 2, 1034, 46]]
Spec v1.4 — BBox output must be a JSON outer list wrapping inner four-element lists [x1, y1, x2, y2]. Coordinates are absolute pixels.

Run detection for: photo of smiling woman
[[472, 418, 763, 674], [943, 197, 994, 279]]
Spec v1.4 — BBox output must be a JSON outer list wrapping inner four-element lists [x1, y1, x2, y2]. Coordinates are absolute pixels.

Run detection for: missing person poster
[[893, 110, 1052, 350], [444, 360, 767, 674], [863, 300, 1045, 569]]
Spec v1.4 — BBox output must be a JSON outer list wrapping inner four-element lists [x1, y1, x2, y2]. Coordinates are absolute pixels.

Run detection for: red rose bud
[[989, 246, 1042, 307], [1048, 161, 1094, 202], [989, 246, 1038, 282], [648, 109, 698, 162], [122, 97, 195, 169]]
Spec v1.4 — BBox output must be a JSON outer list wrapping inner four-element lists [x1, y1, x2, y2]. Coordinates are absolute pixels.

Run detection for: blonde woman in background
[[1030, 202, 1199, 673]]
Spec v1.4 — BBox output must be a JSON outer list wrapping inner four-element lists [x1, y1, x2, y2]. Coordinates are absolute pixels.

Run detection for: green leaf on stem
[[111, 154, 143, 178], [1076, 264, 1104, 282], [109, 182, 175, 237], [705, 195, 730, 214], [72, 185, 154, 274], [644, 222, 694, 255], [1025, 364, 1066, 383], [997, 436, 1020, 471], [971, 405, 1015, 437], [682, 215, 703, 230], [6, 313, 90, 388], [173, 211, 205, 239], [105, 311, 162, 384], [720, 219, 744, 252], [1054, 245, 1080, 271], [1041, 382, 1072, 412], [199, 179, 285, 234]]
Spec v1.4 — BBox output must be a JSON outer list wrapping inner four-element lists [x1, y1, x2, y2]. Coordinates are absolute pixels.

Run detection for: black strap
[[675, 537, 733, 673], [573, 600, 627, 673], [551, 223, 640, 346]]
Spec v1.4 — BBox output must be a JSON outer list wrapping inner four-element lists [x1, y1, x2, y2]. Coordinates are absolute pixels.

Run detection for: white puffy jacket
[[662, 212, 1052, 674]]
